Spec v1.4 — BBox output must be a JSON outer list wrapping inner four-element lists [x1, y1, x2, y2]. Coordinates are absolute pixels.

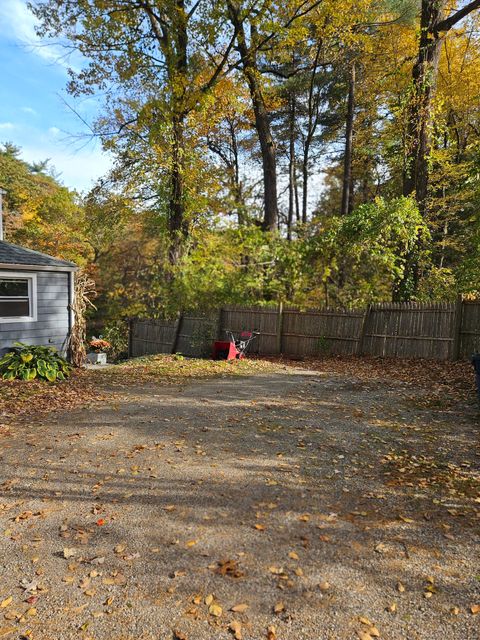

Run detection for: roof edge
[[0, 262, 78, 273]]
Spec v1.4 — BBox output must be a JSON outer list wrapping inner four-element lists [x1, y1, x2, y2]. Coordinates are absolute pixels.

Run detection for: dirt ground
[[0, 361, 479, 640]]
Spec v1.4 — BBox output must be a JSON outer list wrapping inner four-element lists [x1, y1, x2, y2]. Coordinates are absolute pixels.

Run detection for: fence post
[[276, 301, 284, 355], [171, 313, 183, 354], [452, 296, 463, 360], [356, 304, 371, 356], [128, 318, 134, 358]]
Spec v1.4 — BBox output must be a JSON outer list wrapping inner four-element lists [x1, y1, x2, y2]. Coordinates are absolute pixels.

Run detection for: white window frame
[[0, 271, 37, 323]]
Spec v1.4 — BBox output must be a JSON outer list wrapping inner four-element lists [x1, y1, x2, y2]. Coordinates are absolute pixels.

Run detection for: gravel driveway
[[0, 366, 479, 640]]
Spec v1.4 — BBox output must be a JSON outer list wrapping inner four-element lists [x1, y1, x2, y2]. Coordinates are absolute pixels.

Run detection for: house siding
[[0, 270, 70, 356]]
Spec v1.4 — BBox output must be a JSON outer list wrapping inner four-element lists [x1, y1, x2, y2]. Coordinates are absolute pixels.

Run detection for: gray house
[[0, 240, 77, 357]]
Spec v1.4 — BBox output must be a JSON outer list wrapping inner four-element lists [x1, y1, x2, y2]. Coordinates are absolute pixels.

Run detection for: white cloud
[[0, 122, 15, 130], [0, 0, 80, 71], [20, 140, 112, 193], [21, 107, 37, 115], [48, 126, 60, 136]]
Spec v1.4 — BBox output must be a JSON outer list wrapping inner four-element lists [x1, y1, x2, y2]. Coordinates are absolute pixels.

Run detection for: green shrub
[[100, 321, 129, 361], [0, 342, 73, 382]]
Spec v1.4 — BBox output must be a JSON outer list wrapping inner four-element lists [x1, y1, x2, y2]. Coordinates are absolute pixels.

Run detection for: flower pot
[[87, 351, 107, 365]]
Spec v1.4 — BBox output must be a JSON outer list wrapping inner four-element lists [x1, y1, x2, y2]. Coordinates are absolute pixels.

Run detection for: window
[[0, 272, 37, 322]]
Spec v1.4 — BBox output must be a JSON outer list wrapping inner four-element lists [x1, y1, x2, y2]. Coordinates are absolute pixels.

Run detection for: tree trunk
[[287, 94, 296, 240], [302, 153, 309, 225], [168, 113, 187, 265], [167, 0, 189, 265], [341, 61, 355, 216], [226, 1, 278, 231], [397, 0, 446, 298]]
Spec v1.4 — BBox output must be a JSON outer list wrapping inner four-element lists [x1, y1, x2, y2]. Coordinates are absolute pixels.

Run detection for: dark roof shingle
[[0, 240, 77, 269]]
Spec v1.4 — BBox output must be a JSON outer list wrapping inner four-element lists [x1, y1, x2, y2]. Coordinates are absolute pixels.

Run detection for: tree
[[399, 0, 480, 298], [31, 0, 236, 264]]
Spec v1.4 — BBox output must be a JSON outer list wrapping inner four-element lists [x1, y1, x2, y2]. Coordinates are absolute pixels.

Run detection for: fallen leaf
[[229, 620, 242, 640], [204, 594, 214, 606], [356, 632, 373, 640], [288, 551, 299, 560], [273, 601, 285, 613], [63, 548, 76, 559], [0, 598, 12, 609], [231, 603, 249, 613], [254, 524, 265, 531], [185, 540, 197, 548], [208, 603, 222, 617], [471, 604, 480, 615], [396, 582, 405, 593], [267, 625, 277, 640]]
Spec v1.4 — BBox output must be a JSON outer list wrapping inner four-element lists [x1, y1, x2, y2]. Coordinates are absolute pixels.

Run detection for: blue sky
[[0, 0, 111, 193]]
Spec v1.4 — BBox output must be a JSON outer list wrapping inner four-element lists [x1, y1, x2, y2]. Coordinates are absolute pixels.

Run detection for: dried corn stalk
[[69, 270, 97, 367]]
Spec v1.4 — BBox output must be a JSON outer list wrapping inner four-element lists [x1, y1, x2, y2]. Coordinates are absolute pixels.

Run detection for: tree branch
[[436, 0, 480, 33]]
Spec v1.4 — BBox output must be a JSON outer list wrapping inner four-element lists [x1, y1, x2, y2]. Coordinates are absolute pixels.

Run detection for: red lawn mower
[[212, 330, 260, 360]]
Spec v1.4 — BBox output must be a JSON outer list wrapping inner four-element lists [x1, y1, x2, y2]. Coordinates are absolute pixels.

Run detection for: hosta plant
[[0, 342, 73, 382]]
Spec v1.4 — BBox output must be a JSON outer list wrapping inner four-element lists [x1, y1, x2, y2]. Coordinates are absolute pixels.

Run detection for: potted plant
[[87, 337, 111, 365]]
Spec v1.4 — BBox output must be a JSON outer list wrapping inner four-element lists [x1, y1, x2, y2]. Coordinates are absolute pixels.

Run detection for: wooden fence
[[129, 300, 480, 361]]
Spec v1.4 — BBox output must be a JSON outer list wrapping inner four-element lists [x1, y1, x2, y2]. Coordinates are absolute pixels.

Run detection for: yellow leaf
[[356, 632, 373, 640], [231, 603, 249, 613], [273, 601, 284, 613], [185, 540, 198, 548], [298, 514, 310, 522], [208, 603, 222, 617], [359, 617, 372, 626], [471, 604, 480, 615], [254, 524, 265, 531], [204, 594, 214, 606], [63, 548, 76, 559], [396, 582, 405, 593], [0, 598, 12, 609], [288, 551, 299, 560], [268, 566, 283, 575]]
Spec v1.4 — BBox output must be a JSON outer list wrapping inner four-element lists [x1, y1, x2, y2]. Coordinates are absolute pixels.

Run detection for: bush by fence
[[128, 300, 480, 361]]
